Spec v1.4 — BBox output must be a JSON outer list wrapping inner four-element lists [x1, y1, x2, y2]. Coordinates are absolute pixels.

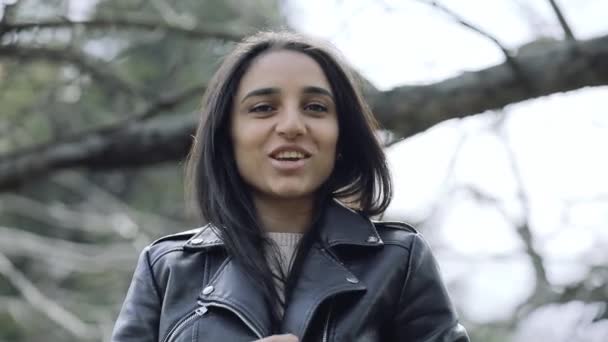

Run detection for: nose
[[276, 105, 305, 139]]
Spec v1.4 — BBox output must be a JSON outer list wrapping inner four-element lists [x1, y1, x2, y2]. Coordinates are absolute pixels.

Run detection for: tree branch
[[0, 33, 607, 190], [547, 0, 576, 40], [413, 0, 543, 96], [1, 17, 243, 41], [370, 33, 608, 136]]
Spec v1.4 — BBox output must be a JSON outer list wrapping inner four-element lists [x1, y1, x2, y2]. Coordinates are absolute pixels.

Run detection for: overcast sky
[[287, 0, 608, 327]]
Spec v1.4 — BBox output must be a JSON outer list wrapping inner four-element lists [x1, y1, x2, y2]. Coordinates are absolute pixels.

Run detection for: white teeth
[[275, 151, 305, 159]]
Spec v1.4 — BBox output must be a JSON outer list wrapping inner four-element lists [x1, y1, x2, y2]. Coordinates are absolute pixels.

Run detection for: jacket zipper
[[163, 306, 208, 342], [322, 300, 334, 342], [204, 301, 264, 339]]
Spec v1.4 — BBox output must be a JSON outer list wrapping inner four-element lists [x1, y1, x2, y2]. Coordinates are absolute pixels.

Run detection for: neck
[[253, 194, 315, 233]]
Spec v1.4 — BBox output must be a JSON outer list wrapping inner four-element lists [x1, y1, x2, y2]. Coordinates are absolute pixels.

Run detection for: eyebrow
[[240, 86, 334, 103]]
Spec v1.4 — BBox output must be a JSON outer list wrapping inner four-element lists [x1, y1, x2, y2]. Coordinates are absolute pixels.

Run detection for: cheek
[[316, 123, 339, 169], [232, 137, 256, 172], [324, 122, 339, 156], [230, 123, 250, 172], [231, 122, 267, 174]]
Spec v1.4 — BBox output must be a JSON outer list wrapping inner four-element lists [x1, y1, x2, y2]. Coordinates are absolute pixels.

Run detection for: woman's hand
[[254, 333, 299, 342]]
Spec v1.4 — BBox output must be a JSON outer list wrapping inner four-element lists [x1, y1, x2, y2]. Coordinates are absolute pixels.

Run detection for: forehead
[[236, 49, 332, 96]]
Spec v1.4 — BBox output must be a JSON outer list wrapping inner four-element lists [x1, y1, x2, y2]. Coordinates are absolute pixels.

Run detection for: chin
[[273, 189, 312, 199], [269, 185, 316, 200]]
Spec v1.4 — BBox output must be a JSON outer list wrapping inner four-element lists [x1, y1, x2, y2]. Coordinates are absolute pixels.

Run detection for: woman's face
[[230, 49, 339, 203]]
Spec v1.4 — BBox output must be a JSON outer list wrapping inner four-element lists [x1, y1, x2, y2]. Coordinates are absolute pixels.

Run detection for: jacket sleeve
[[393, 234, 469, 342], [111, 246, 161, 342]]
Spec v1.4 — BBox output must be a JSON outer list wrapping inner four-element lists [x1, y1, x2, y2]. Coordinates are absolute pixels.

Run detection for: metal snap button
[[191, 237, 204, 245], [346, 277, 359, 284], [202, 285, 214, 295]]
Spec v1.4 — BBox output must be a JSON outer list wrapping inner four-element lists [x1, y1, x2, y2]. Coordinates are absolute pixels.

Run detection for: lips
[[269, 145, 312, 161], [268, 145, 312, 172]]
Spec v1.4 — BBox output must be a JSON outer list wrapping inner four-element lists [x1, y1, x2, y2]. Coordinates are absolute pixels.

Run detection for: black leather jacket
[[112, 202, 469, 341]]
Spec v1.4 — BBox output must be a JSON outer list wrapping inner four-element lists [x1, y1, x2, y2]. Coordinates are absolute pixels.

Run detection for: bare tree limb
[[1, 17, 244, 41], [547, 0, 576, 40], [0, 251, 100, 340], [0, 33, 607, 191], [0, 117, 195, 192], [370, 33, 608, 136], [0, 80, 205, 191]]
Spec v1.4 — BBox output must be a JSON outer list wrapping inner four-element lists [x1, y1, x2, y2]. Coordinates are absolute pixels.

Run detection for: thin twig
[[547, 0, 576, 40], [414, 0, 535, 94], [491, 111, 577, 325], [494, 113, 551, 289], [415, 0, 514, 62]]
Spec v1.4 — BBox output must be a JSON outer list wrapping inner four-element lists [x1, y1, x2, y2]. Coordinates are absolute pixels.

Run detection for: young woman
[[112, 31, 469, 342]]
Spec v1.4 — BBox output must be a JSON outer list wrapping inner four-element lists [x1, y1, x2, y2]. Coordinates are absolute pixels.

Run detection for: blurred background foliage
[[0, 1, 284, 341]]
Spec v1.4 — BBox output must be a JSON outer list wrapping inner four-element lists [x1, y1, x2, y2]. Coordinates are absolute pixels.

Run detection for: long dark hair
[[185, 31, 392, 329]]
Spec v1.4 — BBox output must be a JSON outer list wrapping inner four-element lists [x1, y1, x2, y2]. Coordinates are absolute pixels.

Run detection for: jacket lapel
[[184, 225, 271, 338], [197, 257, 271, 339], [281, 243, 366, 338], [281, 201, 384, 339]]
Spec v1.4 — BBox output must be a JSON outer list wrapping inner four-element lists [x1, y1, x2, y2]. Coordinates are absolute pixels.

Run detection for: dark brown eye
[[305, 103, 327, 112], [249, 104, 274, 113]]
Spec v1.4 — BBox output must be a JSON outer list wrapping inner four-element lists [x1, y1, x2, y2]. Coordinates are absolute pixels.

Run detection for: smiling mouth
[[270, 151, 311, 161]]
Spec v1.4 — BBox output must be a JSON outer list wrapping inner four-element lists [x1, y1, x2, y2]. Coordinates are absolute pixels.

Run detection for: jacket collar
[[183, 223, 223, 250], [183, 200, 384, 250], [318, 200, 384, 247], [184, 200, 383, 339]]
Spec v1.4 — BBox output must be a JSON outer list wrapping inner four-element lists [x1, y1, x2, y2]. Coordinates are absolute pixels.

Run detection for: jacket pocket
[[162, 306, 208, 342]]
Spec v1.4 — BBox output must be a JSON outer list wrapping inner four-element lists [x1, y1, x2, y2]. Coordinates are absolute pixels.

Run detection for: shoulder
[[144, 226, 206, 265], [372, 220, 421, 250]]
